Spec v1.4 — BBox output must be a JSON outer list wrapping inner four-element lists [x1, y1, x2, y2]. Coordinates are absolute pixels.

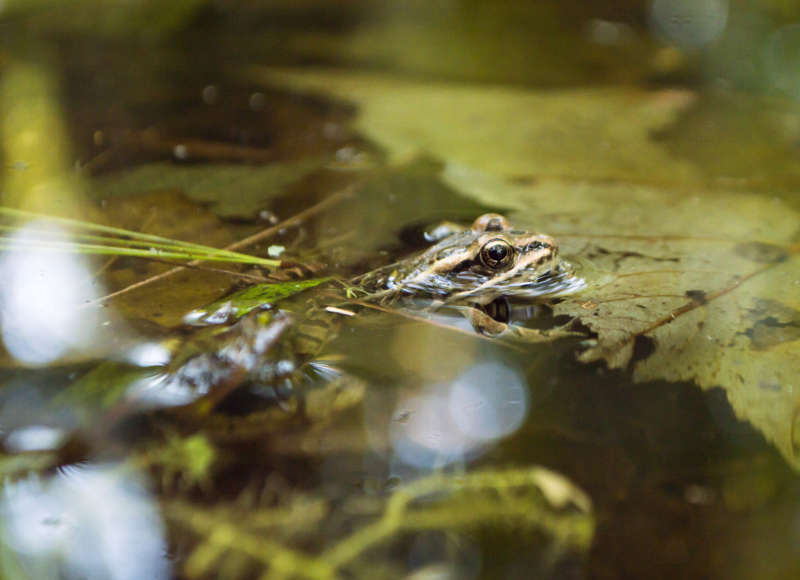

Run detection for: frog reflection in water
[[162, 213, 580, 401]]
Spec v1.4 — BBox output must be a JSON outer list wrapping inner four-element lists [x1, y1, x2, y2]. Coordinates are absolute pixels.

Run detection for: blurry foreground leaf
[[0, 452, 57, 480], [170, 466, 593, 579], [57, 361, 160, 420], [135, 433, 216, 491], [63, 276, 329, 422]]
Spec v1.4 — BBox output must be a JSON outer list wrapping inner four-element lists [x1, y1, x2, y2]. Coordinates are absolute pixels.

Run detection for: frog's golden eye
[[479, 239, 514, 269]]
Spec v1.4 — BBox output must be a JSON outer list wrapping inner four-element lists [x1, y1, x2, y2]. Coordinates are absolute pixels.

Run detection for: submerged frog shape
[[160, 213, 580, 404]]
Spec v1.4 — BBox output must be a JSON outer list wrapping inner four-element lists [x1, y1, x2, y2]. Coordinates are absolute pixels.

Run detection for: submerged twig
[[137, 257, 269, 284], [225, 183, 358, 252], [84, 129, 276, 173]]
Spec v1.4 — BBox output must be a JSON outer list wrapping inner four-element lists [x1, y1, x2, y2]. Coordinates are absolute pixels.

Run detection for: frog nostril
[[526, 241, 552, 251]]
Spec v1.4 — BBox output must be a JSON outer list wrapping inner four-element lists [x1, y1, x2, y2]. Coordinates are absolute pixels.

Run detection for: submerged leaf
[[254, 67, 800, 198], [100, 191, 240, 326], [92, 160, 323, 219], [253, 67, 700, 185]]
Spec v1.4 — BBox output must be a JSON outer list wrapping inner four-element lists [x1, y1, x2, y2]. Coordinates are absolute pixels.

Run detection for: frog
[[157, 213, 582, 406], [358, 212, 566, 303]]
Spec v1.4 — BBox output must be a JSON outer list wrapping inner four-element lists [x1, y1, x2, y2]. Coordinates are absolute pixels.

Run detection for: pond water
[[1, 2, 800, 579]]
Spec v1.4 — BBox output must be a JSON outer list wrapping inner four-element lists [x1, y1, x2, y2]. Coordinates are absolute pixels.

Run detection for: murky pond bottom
[[2, 2, 800, 579]]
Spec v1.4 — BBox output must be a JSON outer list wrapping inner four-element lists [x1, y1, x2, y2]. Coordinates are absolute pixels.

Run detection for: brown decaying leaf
[[482, 178, 800, 470]]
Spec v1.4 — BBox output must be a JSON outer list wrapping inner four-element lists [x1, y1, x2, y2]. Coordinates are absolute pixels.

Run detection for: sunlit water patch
[[649, 0, 729, 49], [380, 362, 529, 470], [0, 222, 104, 364], [0, 463, 169, 580], [3, 425, 65, 453]]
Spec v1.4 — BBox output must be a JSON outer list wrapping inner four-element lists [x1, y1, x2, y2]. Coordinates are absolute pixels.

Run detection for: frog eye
[[479, 239, 514, 269]]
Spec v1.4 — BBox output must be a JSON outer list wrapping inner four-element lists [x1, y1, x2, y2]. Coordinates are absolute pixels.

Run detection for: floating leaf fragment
[[184, 278, 331, 325]]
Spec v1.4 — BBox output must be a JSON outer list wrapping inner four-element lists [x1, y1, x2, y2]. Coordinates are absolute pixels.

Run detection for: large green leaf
[[253, 67, 800, 199], [253, 67, 701, 185]]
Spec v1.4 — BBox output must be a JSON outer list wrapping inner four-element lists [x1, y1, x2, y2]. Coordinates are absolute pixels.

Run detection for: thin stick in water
[[85, 183, 357, 305]]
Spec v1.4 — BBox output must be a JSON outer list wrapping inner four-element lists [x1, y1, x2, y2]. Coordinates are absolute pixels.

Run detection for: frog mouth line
[[383, 261, 586, 303], [446, 261, 584, 300]]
